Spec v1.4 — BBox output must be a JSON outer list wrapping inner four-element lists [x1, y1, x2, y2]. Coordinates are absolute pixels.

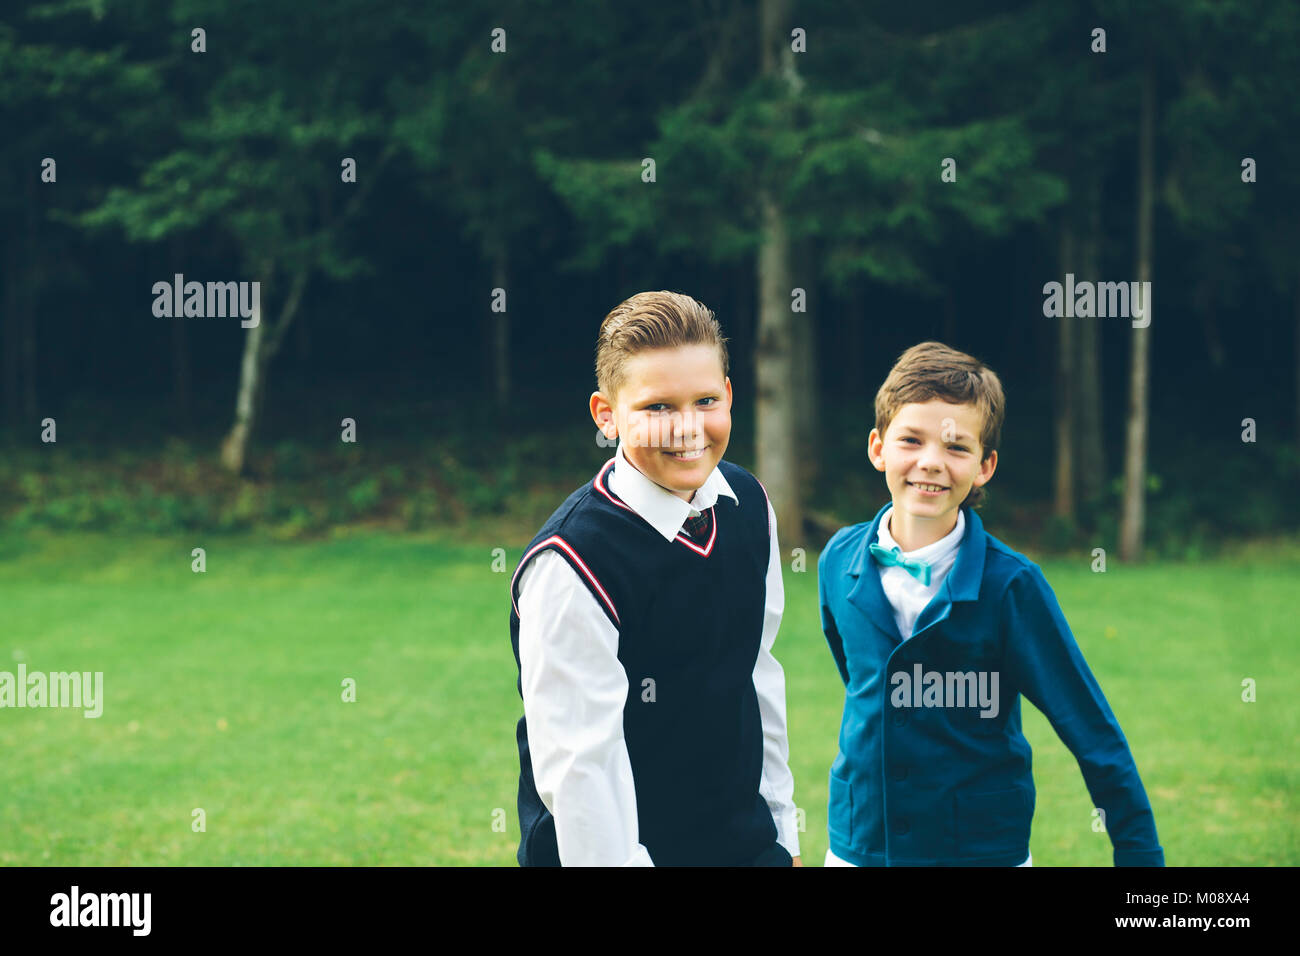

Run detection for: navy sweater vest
[[509, 457, 776, 866]]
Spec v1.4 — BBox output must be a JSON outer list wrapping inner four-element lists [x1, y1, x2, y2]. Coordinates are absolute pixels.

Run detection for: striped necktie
[[682, 508, 713, 542]]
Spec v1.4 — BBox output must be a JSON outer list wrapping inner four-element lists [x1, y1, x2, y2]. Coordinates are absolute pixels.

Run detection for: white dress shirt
[[516, 440, 801, 866], [874, 506, 966, 641]]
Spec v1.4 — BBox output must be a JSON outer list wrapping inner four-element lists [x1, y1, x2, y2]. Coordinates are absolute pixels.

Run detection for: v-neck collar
[[592, 453, 727, 557]]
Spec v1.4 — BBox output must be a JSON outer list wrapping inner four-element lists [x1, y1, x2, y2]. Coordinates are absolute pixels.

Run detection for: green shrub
[[346, 477, 382, 515], [273, 441, 312, 481]]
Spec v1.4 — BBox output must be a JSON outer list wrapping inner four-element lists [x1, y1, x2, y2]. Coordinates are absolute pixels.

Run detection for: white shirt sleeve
[[752, 496, 801, 858], [516, 549, 654, 866]]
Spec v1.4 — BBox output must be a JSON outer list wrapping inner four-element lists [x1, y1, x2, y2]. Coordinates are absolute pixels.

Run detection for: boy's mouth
[[907, 480, 949, 494], [664, 446, 709, 461]]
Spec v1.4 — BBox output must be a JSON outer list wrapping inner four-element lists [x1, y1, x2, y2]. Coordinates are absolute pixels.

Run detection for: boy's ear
[[866, 427, 887, 472], [972, 448, 998, 487], [590, 391, 617, 438]]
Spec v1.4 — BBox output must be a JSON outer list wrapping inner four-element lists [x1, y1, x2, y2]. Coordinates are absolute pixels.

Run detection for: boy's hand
[[791, 855, 803, 867]]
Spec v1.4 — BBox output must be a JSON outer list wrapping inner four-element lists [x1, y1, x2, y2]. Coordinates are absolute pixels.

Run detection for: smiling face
[[868, 399, 997, 544], [590, 343, 732, 502]]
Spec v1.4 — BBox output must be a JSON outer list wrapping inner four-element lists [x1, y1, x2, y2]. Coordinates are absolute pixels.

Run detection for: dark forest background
[[2, 0, 1298, 559]]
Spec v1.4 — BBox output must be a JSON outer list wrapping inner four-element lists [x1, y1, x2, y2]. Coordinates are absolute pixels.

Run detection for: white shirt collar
[[877, 505, 966, 562], [610, 439, 738, 542]]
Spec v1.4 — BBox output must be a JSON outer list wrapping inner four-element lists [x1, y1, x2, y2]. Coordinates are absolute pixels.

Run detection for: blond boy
[[508, 291, 801, 867]]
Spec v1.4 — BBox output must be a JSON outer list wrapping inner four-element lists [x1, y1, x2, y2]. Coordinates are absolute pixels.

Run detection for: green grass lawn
[[1, 528, 1295, 865]]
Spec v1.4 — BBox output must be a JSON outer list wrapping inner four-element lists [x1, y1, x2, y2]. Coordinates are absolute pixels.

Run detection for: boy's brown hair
[[875, 341, 1005, 508], [596, 291, 729, 401]]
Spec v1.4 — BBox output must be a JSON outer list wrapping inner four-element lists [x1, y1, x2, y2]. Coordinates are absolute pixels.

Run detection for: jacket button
[[892, 818, 910, 836], [891, 711, 907, 726]]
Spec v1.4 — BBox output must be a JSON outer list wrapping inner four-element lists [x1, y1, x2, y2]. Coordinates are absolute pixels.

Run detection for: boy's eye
[[645, 399, 716, 411], [900, 436, 968, 452]]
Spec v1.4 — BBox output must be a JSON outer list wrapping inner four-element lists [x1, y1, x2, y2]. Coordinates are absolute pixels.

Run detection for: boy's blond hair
[[596, 291, 729, 402], [875, 341, 1005, 509]]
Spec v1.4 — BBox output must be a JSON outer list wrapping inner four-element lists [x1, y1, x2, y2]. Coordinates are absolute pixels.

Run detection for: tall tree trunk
[[757, 190, 800, 543], [1120, 66, 1155, 562], [221, 295, 265, 476], [1054, 222, 1075, 519], [756, 0, 801, 543], [219, 263, 309, 475], [1075, 179, 1105, 505]]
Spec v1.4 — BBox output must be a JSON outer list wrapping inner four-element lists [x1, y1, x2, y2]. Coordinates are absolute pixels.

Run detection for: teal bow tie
[[868, 542, 932, 586]]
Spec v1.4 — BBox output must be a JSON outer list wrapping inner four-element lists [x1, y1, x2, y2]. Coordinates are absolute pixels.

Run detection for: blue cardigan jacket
[[819, 504, 1165, 866]]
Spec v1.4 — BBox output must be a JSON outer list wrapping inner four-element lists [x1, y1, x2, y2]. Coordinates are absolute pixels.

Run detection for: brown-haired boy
[[508, 291, 801, 866], [819, 341, 1164, 866]]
